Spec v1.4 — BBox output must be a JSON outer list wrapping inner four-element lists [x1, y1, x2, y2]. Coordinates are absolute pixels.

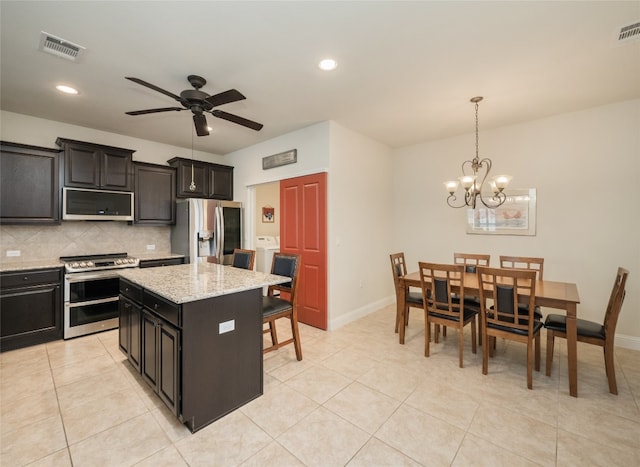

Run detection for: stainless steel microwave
[[63, 187, 134, 221]]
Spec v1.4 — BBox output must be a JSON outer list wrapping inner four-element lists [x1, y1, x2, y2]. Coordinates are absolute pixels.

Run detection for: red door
[[280, 173, 327, 329]]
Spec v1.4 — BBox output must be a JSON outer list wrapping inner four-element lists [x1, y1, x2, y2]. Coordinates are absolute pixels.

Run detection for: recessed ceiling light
[[318, 58, 338, 71], [56, 85, 79, 95]]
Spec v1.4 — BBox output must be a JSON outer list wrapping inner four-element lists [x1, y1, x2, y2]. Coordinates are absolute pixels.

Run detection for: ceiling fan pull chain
[[189, 125, 196, 191]]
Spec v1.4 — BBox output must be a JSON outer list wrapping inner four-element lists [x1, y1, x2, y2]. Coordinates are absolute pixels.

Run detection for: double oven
[[61, 253, 139, 339]]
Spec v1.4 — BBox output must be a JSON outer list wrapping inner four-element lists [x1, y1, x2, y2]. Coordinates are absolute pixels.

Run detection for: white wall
[[0, 111, 225, 165], [328, 122, 394, 328], [392, 99, 640, 345]]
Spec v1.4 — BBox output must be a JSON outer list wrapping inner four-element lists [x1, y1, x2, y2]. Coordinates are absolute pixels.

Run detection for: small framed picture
[[262, 207, 275, 223]]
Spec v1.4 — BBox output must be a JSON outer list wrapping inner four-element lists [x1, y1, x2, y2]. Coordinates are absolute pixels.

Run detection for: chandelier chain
[[475, 101, 479, 161]]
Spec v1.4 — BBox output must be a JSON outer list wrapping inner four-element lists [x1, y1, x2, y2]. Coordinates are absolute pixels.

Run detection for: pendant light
[[444, 96, 512, 209]]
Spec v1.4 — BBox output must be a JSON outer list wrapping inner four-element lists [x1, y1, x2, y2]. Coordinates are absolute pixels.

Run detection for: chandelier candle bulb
[[459, 175, 476, 190], [445, 181, 460, 194], [493, 175, 512, 191]]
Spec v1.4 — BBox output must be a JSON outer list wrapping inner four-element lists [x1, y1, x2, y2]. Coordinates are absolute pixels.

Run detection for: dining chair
[[477, 266, 542, 389], [499, 255, 544, 321], [544, 267, 629, 394], [453, 252, 490, 341], [262, 252, 302, 360], [231, 248, 256, 270], [390, 253, 423, 333], [419, 262, 478, 368]]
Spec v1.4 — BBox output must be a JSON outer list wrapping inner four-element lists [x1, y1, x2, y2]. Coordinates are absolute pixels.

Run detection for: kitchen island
[[118, 262, 288, 433]]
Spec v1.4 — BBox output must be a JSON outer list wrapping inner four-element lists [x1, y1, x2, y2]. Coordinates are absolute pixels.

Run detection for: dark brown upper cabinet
[[168, 157, 233, 200], [57, 138, 134, 191], [1, 141, 62, 225], [134, 162, 176, 225]]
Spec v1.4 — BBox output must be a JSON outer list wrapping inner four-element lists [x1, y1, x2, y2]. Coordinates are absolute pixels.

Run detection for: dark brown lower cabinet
[[118, 295, 141, 372], [0, 268, 63, 351], [118, 277, 262, 433], [141, 309, 180, 415]]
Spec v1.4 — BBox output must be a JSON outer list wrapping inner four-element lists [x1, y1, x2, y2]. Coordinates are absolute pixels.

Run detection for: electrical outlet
[[6, 250, 21, 257], [146, 244, 156, 251]]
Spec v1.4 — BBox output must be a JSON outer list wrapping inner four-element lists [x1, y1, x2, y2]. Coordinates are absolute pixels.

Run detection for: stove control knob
[[86, 261, 94, 268], [71, 262, 80, 268], [115, 259, 122, 265], [79, 262, 87, 268], [128, 258, 136, 264]]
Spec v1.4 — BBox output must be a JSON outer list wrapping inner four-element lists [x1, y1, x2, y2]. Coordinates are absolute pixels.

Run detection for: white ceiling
[[1, 1, 639, 155]]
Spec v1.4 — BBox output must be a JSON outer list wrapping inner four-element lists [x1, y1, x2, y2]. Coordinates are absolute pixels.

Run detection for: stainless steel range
[[61, 253, 139, 339]]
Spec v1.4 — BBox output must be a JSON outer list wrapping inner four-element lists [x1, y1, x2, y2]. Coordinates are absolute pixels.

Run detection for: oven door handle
[[65, 272, 121, 283], [65, 296, 120, 308]]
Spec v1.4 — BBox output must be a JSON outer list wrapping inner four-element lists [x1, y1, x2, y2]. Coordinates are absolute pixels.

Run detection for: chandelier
[[444, 96, 511, 209]]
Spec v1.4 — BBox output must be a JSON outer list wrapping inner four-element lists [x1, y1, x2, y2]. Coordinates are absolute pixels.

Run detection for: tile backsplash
[[0, 222, 171, 263]]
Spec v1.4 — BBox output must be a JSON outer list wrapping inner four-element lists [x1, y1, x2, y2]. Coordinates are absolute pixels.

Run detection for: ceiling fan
[[125, 75, 263, 136]]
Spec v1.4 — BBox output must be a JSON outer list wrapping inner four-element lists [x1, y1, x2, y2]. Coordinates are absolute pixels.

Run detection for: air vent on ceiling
[[38, 32, 86, 61], [616, 21, 640, 45]]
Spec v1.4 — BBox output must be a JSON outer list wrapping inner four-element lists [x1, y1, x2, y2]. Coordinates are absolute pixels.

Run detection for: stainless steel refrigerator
[[171, 199, 242, 265]]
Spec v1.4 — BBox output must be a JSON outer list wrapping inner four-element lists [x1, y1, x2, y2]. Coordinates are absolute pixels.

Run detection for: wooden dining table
[[398, 271, 581, 397]]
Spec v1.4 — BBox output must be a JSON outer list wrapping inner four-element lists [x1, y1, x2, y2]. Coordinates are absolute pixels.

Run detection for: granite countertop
[[0, 253, 185, 273], [0, 259, 64, 272], [118, 262, 289, 304]]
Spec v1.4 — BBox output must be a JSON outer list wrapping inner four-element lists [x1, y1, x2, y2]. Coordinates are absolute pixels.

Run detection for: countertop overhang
[[118, 262, 289, 304]]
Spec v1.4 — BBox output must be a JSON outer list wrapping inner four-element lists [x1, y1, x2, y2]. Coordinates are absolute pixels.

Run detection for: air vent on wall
[[38, 32, 86, 61], [616, 21, 640, 45]]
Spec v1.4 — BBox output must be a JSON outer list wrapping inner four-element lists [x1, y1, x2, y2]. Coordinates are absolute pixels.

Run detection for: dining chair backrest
[[419, 262, 465, 320], [499, 256, 544, 281], [269, 252, 299, 297], [603, 267, 629, 336], [389, 252, 407, 298], [390, 252, 408, 290], [476, 266, 537, 333], [231, 248, 256, 270], [453, 252, 490, 273]]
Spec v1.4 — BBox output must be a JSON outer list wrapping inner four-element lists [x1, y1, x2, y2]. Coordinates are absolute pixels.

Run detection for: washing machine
[[255, 235, 280, 273]]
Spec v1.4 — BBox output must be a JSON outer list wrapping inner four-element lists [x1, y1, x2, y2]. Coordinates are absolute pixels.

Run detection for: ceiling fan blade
[[210, 110, 263, 131], [193, 113, 209, 136], [126, 107, 184, 116], [204, 89, 246, 108], [125, 77, 182, 102]]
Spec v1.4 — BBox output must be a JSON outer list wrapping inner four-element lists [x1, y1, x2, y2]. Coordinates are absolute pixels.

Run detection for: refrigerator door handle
[[219, 204, 225, 263]]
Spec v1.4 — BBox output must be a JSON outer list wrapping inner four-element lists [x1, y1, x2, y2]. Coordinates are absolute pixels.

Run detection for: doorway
[[248, 172, 328, 330]]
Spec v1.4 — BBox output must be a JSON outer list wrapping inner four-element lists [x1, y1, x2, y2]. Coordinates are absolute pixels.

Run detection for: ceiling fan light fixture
[[318, 58, 338, 71], [55, 84, 79, 95]]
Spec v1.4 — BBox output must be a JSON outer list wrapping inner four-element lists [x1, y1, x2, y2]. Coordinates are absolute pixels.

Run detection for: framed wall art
[[466, 188, 536, 236], [262, 206, 275, 223]]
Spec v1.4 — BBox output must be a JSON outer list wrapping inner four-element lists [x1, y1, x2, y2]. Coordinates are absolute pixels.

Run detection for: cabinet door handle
[[154, 303, 159, 309]]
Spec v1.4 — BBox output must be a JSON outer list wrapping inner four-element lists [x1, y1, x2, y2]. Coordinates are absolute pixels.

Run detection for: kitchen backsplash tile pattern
[[0, 223, 170, 263]]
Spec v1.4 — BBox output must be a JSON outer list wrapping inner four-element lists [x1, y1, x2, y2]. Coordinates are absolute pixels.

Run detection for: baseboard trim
[[616, 334, 640, 351], [328, 296, 394, 331]]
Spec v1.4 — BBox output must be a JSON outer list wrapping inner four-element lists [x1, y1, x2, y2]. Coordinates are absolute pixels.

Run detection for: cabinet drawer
[[139, 258, 184, 268], [143, 290, 180, 328], [120, 278, 143, 303], [1, 269, 62, 289]]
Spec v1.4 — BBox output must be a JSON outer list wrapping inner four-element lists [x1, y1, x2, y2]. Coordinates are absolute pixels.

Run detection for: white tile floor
[[1, 305, 639, 466]]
